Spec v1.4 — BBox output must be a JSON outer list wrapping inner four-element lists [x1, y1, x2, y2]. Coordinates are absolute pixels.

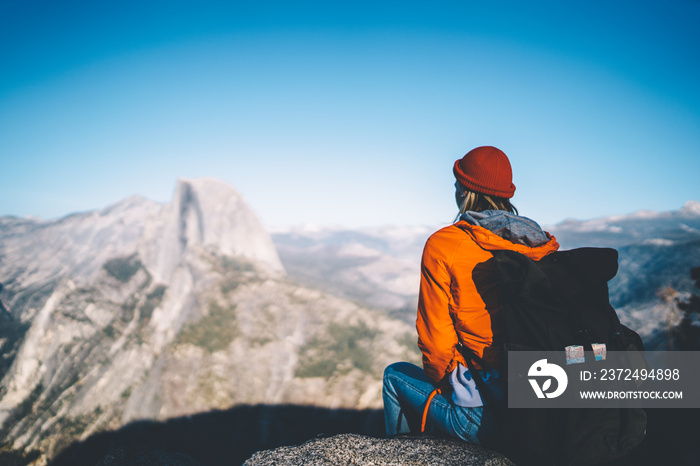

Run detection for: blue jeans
[[382, 362, 497, 445]]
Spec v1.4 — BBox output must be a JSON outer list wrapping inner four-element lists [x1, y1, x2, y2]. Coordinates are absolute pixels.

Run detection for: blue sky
[[1, 0, 699, 229]]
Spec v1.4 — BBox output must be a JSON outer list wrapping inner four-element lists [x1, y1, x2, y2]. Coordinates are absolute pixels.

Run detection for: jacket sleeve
[[416, 236, 461, 383]]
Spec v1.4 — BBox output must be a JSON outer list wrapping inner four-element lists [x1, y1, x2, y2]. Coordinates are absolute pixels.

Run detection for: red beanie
[[453, 146, 516, 199]]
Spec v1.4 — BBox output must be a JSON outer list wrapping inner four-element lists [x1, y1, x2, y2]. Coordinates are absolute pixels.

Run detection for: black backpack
[[461, 247, 647, 466]]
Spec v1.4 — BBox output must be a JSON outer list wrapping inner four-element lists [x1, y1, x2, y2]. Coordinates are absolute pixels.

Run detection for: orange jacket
[[416, 220, 559, 383]]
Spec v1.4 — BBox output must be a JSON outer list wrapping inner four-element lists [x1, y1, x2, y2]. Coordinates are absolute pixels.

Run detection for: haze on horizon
[[1, 0, 699, 230]]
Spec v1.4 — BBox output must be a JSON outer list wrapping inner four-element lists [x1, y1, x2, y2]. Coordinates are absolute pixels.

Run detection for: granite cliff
[[0, 178, 419, 464]]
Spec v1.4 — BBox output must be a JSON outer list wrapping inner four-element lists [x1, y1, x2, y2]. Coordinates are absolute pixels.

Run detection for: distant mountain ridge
[[548, 200, 700, 249], [0, 178, 283, 288]]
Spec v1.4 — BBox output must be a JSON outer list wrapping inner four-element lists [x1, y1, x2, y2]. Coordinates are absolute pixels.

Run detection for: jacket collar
[[455, 217, 559, 261]]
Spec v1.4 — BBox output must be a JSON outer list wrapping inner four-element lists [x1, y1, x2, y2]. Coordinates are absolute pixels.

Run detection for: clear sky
[[1, 0, 699, 229]]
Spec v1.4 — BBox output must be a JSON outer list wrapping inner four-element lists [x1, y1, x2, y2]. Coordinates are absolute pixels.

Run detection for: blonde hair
[[455, 188, 518, 221]]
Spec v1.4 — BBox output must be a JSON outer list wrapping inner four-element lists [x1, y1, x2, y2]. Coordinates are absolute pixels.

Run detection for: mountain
[[0, 179, 419, 463]]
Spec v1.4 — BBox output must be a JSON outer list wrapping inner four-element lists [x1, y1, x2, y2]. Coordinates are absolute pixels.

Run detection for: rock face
[[244, 434, 515, 466], [155, 178, 283, 282], [0, 179, 419, 464]]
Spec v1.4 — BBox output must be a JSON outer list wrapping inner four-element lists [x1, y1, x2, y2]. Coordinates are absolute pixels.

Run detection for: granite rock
[[244, 433, 515, 465]]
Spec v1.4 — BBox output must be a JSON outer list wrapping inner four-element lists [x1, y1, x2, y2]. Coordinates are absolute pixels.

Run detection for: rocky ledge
[[243, 433, 514, 465]]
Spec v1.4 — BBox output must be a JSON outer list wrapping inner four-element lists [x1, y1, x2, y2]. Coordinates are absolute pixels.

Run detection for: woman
[[383, 146, 559, 445]]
